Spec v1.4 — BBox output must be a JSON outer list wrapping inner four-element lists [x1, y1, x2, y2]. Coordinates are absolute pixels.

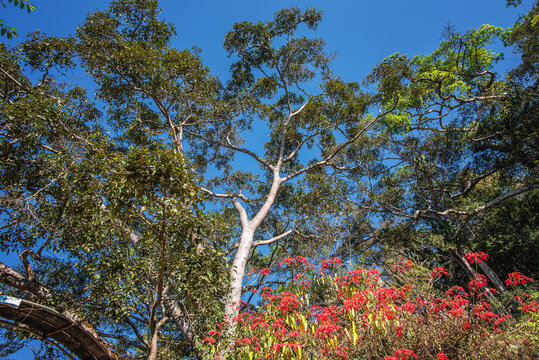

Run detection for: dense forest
[[0, 0, 537, 359]]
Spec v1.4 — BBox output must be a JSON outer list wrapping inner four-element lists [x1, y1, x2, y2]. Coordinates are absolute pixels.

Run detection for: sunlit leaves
[[0, 0, 36, 39]]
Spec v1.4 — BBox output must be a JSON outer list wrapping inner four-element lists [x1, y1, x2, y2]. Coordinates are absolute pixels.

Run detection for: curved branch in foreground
[[0, 295, 117, 360], [0, 319, 77, 360]]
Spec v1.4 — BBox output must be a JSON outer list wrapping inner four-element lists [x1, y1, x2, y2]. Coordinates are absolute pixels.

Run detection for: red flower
[[321, 257, 343, 269], [234, 337, 251, 346], [393, 260, 414, 273], [431, 266, 449, 278], [274, 291, 300, 313], [394, 348, 418, 359], [464, 251, 489, 264], [505, 272, 534, 286], [436, 352, 449, 360], [316, 322, 343, 338], [521, 300, 538, 313], [203, 337, 216, 344], [273, 342, 301, 353], [279, 256, 309, 267], [446, 286, 468, 297], [468, 274, 488, 292]]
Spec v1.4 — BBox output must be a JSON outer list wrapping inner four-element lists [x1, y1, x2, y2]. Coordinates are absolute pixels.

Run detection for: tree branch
[[252, 229, 294, 247], [0, 261, 52, 300], [281, 108, 388, 182], [185, 130, 274, 171], [200, 186, 251, 201], [232, 198, 249, 228], [125, 317, 149, 348]]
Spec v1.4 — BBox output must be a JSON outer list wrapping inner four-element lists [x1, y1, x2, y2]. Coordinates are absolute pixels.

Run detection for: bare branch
[[199, 186, 251, 202], [282, 108, 388, 182], [472, 183, 537, 214], [162, 292, 194, 344], [252, 229, 293, 247], [0, 67, 29, 92], [186, 130, 274, 171], [125, 317, 149, 348], [283, 125, 331, 163], [0, 261, 52, 299], [449, 166, 502, 198], [229, 229, 294, 250]]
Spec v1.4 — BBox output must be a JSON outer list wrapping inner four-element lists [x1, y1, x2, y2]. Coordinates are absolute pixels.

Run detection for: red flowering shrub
[[430, 266, 448, 278], [464, 251, 489, 264], [202, 257, 538, 359], [506, 272, 535, 287]]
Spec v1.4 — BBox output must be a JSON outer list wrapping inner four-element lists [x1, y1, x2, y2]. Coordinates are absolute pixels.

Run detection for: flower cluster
[[202, 255, 537, 359], [393, 260, 414, 273], [279, 256, 309, 267], [505, 272, 535, 287], [430, 266, 449, 278], [321, 257, 343, 269], [248, 267, 272, 276], [384, 348, 418, 360], [464, 251, 489, 264]]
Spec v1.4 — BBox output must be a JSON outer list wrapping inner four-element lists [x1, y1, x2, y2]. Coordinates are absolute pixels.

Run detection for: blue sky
[[0, 0, 534, 358], [2, 0, 533, 81]]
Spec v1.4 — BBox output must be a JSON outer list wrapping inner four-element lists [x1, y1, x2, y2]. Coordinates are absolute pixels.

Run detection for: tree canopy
[[0, 0, 537, 359]]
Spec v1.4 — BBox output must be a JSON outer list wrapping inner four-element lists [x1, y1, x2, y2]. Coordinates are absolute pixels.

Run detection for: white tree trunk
[[224, 172, 282, 335], [224, 228, 254, 328]]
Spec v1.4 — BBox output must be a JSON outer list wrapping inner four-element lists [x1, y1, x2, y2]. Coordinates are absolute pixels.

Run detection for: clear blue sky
[[1, 0, 534, 358], [2, 0, 534, 81]]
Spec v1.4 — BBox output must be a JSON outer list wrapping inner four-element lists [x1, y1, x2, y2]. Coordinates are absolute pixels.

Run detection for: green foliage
[[0, 14, 228, 357], [0, 0, 36, 39], [0, 1, 538, 358], [349, 7, 538, 287], [503, 1, 539, 83]]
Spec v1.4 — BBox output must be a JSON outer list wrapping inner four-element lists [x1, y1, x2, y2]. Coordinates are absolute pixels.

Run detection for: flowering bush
[[202, 256, 538, 359], [464, 251, 489, 264]]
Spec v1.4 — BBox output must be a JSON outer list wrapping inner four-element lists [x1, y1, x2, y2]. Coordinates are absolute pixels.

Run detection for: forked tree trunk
[[224, 172, 282, 336]]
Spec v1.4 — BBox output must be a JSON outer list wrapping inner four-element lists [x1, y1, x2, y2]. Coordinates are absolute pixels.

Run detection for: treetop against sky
[[2, 0, 533, 81], [1, 1, 537, 359]]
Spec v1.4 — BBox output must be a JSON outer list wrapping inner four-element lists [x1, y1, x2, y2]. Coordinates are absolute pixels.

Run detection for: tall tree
[[348, 3, 538, 289], [1, 0, 537, 358], [74, 1, 387, 336], [0, 18, 227, 360], [192, 7, 397, 330]]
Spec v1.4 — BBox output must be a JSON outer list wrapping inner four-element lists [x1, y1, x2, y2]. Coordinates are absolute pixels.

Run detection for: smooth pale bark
[[147, 318, 167, 360], [224, 172, 282, 333]]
